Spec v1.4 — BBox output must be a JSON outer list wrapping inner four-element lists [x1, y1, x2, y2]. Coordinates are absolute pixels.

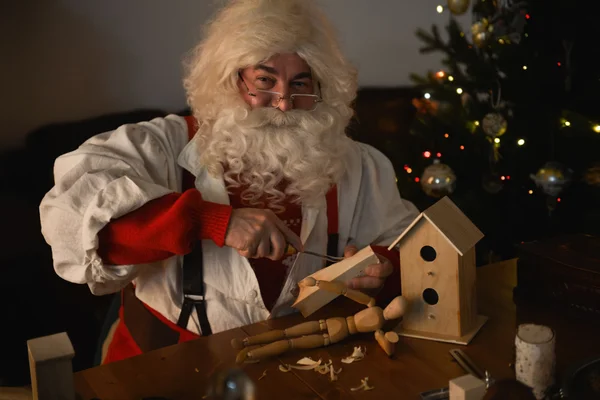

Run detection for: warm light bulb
[[456, 88, 463, 94], [444, 133, 449, 138], [448, 76, 454, 82], [460, 145, 465, 150], [424, 93, 431, 99], [522, 66, 528, 70], [501, 176, 506, 181], [406, 168, 413, 174], [498, 39, 505, 44], [593, 125, 600, 133], [436, 70, 445, 78], [436, 5, 444, 13], [564, 120, 571, 127], [494, 138, 501, 144], [528, 190, 533, 195], [474, 121, 480, 126], [517, 139, 525, 146], [423, 151, 432, 158], [436, 152, 442, 158]]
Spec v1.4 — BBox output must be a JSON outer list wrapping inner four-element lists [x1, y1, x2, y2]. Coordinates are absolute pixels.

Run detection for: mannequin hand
[[344, 245, 393, 292], [225, 208, 303, 260]]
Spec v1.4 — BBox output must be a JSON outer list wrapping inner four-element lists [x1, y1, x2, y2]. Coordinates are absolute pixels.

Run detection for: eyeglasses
[[239, 72, 323, 111]]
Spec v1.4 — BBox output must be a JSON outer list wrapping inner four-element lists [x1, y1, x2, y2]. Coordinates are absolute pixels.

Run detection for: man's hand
[[225, 208, 303, 260], [344, 245, 393, 292]]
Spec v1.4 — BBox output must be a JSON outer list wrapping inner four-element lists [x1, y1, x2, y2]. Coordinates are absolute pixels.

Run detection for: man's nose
[[276, 97, 294, 112]]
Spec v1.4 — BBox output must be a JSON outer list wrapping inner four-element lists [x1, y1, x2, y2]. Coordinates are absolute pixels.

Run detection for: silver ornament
[[421, 160, 457, 198], [530, 162, 573, 197], [482, 113, 508, 137]]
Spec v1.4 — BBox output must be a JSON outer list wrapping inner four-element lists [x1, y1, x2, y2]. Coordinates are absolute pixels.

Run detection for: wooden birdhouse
[[387, 196, 487, 345]]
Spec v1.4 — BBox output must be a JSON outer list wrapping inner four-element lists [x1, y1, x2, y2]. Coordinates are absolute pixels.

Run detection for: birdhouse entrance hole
[[420, 245, 437, 262], [422, 288, 439, 305]]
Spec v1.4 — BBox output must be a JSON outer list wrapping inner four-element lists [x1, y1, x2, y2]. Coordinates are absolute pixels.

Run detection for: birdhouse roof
[[387, 196, 484, 256]]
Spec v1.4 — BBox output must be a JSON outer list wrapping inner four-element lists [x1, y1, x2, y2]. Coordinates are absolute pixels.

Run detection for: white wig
[[183, 0, 358, 125]]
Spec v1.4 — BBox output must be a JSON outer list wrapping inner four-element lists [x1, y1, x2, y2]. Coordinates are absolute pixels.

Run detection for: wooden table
[[74, 259, 600, 399]]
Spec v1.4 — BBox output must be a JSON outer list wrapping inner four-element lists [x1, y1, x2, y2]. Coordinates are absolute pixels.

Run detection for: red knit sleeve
[[371, 245, 401, 306], [97, 189, 232, 265]]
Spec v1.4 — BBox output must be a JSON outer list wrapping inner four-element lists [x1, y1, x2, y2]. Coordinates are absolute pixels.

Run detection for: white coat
[[39, 115, 419, 335]]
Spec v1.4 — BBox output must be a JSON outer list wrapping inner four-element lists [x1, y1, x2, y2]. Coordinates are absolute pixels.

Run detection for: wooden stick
[[246, 334, 330, 361]]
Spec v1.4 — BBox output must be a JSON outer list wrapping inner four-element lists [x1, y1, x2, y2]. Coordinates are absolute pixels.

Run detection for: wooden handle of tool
[[247, 340, 291, 360], [245, 330, 285, 346], [285, 321, 324, 337], [290, 334, 329, 349]]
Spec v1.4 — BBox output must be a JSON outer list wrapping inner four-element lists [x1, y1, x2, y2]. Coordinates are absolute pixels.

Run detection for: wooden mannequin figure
[[231, 277, 408, 363]]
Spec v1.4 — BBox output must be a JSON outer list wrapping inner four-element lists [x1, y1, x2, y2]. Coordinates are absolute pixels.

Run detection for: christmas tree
[[401, 0, 600, 263]]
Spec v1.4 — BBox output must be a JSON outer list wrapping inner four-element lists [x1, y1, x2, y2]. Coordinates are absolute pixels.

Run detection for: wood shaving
[[258, 370, 267, 380], [330, 363, 342, 382], [350, 377, 374, 392], [341, 346, 365, 364], [279, 359, 322, 371], [297, 357, 319, 365]]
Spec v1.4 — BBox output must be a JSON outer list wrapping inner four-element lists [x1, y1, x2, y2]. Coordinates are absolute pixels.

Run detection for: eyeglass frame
[[238, 71, 323, 111]]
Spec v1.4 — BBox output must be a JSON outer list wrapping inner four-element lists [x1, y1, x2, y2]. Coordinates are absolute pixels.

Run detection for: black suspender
[[177, 243, 213, 335]]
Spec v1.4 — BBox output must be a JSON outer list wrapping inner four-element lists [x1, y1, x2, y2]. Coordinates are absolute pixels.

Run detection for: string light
[[593, 124, 600, 133], [525, 13, 530, 19], [436, 70, 445, 78], [456, 88, 463, 94], [528, 190, 534, 195], [436, 5, 444, 13], [460, 145, 465, 150], [522, 66, 528, 70], [436, 152, 442, 158], [423, 151, 432, 158], [424, 93, 431, 99], [498, 39, 505, 45], [444, 133, 450, 138], [414, 177, 420, 183], [474, 121, 480, 126], [448, 75, 454, 82], [557, 62, 562, 67], [557, 197, 561, 203], [494, 138, 501, 144], [564, 120, 571, 127], [501, 176, 506, 181], [460, 32, 465, 37], [517, 139, 525, 146], [506, 176, 511, 180], [406, 168, 413, 174]]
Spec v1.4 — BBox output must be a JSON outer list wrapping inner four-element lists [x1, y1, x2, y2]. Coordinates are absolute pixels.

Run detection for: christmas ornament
[[421, 160, 457, 198], [471, 19, 492, 48], [530, 162, 573, 197], [482, 173, 504, 194], [447, 0, 470, 15], [482, 112, 507, 137], [583, 163, 600, 187]]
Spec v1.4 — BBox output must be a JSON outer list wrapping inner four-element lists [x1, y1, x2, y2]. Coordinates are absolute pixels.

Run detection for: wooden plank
[[292, 246, 379, 317], [27, 332, 75, 400]]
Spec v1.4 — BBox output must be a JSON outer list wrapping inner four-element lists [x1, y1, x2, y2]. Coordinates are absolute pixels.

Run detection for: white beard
[[197, 103, 351, 212]]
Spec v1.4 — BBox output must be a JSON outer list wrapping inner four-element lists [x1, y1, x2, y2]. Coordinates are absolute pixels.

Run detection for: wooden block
[[449, 374, 486, 400], [27, 332, 75, 400], [292, 246, 379, 317]]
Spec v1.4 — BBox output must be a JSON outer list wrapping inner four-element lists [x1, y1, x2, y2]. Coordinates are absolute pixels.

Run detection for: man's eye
[[255, 76, 275, 87]]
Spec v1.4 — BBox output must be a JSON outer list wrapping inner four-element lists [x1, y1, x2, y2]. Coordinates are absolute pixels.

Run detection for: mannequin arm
[[300, 277, 376, 307]]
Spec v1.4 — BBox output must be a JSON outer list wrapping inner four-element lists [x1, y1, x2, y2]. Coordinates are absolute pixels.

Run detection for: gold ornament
[[447, 0, 470, 15], [482, 112, 507, 137], [471, 19, 492, 48]]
